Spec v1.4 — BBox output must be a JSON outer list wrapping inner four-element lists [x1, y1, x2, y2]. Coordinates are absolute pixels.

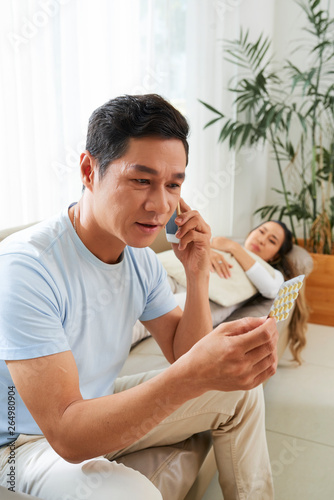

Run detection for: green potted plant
[[200, 0, 334, 324]]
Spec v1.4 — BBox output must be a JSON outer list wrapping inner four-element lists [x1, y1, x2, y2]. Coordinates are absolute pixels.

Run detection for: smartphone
[[165, 209, 180, 243]]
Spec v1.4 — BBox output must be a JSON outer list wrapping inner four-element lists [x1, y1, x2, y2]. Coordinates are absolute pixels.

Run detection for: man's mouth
[[135, 222, 161, 234], [137, 222, 159, 228]]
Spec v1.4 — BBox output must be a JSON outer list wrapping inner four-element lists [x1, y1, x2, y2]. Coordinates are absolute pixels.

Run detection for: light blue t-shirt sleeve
[[0, 254, 70, 360], [138, 249, 178, 322]]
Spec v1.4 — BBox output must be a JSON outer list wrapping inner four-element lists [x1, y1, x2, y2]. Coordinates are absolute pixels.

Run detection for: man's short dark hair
[[85, 94, 190, 178]]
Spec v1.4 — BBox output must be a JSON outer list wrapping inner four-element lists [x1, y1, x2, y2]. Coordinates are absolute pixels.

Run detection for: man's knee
[[232, 384, 265, 425], [204, 385, 264, 417]]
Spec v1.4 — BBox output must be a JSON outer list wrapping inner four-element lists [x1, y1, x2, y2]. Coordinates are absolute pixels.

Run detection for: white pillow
[[157, 249, 275, 307]]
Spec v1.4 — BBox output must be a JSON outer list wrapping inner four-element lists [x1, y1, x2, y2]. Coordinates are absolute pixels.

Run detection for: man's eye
[[135, 179, 150, 184], [168, 183, 181, 189]]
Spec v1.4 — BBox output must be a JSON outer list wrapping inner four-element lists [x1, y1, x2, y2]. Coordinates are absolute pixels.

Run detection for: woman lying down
[[169, 220, 308, 364]]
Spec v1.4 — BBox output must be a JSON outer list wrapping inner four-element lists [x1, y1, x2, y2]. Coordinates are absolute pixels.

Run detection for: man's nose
[[144, 188, 170, 214]]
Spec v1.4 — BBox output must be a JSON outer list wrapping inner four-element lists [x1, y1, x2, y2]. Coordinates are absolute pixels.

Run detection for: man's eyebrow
[[129, 164, 185, 180]]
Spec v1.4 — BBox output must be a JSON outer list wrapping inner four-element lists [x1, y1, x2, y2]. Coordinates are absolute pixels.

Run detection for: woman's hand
[[211, 236, 256, 272], [210, 249, 232, 278]]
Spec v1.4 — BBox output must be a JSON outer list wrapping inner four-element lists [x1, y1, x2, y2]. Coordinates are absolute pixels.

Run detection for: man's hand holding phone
[[166, 198, 211, 278]]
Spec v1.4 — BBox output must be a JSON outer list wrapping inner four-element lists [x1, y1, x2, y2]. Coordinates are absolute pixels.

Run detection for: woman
[[210, 220, 309, 364]]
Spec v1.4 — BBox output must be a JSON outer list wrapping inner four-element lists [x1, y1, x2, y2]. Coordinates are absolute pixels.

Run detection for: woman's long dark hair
[[264, 220, 309, 364]]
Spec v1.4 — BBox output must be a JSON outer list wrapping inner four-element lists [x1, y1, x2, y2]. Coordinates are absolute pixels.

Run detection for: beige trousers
[[0, 370, 274, 500]]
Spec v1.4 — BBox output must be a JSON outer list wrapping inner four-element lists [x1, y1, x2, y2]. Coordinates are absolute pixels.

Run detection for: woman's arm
[[246, 262, 284, 299], [210, 236, 284, 298]]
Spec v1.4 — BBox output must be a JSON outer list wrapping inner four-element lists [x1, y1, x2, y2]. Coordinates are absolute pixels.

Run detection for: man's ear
[[80, 151, 96, 191]]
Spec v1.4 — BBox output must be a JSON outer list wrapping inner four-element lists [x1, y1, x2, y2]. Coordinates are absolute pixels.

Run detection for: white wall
[[183, 0, 277, 240], [264, 0, 311, 236], [230, 0, 276, 239]]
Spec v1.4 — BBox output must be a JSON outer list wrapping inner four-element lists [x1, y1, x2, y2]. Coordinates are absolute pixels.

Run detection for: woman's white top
[[245, 261, 284, 299]]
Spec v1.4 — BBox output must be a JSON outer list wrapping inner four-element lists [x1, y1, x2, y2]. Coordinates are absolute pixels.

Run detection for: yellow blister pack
[[268, 274, 305, 322]]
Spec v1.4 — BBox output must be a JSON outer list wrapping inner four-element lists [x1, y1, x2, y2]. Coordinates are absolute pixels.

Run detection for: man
[[0, 94, 278, 499]]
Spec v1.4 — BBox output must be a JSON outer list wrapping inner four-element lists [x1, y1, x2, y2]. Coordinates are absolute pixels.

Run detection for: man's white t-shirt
[[0, 207, 177, 447]]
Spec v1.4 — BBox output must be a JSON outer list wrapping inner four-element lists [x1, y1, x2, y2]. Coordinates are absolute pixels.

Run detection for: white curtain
[[0, 0, 276, 238], [0, 0, 187, 229]]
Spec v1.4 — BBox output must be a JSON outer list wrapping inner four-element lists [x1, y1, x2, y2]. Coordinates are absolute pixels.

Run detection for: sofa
[[0, 223, 314, 500]]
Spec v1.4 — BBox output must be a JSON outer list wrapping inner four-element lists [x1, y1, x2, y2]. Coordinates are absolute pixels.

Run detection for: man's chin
[[127, 227, 165, 249]]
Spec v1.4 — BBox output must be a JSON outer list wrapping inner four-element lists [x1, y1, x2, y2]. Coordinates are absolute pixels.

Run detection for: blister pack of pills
[[267, 274, 305, 322]]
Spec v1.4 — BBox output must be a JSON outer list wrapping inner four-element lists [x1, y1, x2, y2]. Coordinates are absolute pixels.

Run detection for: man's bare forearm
[[172, 272, 212, 359], [56, 356, 204, 463]]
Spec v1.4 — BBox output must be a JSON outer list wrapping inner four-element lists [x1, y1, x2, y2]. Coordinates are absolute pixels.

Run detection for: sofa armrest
[[286, 244, 313, 277], [0, 222, 38, 243]]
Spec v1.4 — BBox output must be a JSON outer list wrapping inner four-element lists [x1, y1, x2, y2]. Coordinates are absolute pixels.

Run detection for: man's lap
[[0, 370, 263, 500]]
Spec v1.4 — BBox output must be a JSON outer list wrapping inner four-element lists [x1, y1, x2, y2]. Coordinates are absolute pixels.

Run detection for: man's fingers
[[218, 317, 278, 359], [245, 340, 277, 366], [242, 318, 277, 354], [217, 316, 268, 337], [174, 198, 211, 253], [251, 354, 278, 387], [177, 228, 208, 250], [175, 212, 209, 238]]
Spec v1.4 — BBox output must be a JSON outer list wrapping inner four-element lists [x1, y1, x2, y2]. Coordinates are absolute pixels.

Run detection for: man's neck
[[70, 203, 126, 264]]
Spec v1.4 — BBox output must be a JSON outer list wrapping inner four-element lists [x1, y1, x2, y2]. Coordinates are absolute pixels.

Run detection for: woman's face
[[244, 221, 286, 262]]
